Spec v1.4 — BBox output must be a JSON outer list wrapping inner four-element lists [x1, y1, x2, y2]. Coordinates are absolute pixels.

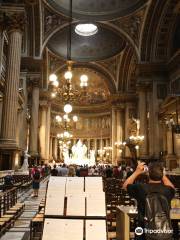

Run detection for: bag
[[144, 191, 173, 239], [33, 171, 40, 180]]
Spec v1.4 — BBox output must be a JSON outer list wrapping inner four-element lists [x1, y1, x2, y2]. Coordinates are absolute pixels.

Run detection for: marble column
[[29, 83, 39, 156], [116, 109, 123, 158], [138, 90, 148, 157], [45, 105, 51, 161], [125, 103, 131, 157], [39, 106, 46, 160], [111, 107, 117, 165], [0, 98, 3, 136], [49, 136, 53, 160], [166, 128, 177, 169], [0, 30, 4, 76], [0, 20, 23, 147], [148, 82, 161, 158], [52, 137, 57, 160]]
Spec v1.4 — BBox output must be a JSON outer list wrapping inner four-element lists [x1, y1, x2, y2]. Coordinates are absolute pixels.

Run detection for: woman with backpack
[[32, 166, 40, 197]]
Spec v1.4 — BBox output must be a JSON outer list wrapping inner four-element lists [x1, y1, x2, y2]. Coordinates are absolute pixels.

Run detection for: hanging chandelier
[[48, 0, 93, 106]]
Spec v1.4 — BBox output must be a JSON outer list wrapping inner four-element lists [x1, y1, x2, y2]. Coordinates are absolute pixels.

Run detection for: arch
[[118, 46, 137, 92], [54, 62, 117, 94]]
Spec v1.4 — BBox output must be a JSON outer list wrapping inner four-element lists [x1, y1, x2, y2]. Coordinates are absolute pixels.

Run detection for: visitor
[[105, 165, 113, 178], [123, 161, 175, 240], [4, 172, 13, 190], [113, 166, 119, 178], [59, 164, 68, 176], [32, 166, 41, 197], [51, 165, 58, 176], [68, 165, 76, 177]]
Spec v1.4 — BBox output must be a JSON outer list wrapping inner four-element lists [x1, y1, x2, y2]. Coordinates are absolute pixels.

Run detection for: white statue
[[20, 150, 30, 173], [72, 140, 87, 162], [89, 149, 96, 166]]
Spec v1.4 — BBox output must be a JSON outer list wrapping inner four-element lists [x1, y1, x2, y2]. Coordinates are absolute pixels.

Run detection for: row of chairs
[[0, 175, 32, 191], [0, 187, 25, 237], [104, 178, 135, 240], [30, 198, 45, 240]]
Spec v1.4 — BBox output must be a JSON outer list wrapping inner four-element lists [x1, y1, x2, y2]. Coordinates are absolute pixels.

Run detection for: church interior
[[0, 0, 179, 240]]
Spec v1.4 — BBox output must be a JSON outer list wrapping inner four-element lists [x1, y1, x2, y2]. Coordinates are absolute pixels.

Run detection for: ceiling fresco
[[46, 0, 148, 20], [48, 23, 126, 62]]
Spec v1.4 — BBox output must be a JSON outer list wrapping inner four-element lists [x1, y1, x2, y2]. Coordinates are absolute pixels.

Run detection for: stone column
[[29, 81, 39, 156], [45, 105, 51, 161], [0, 14, 24, 147], [39, 106, 47, 160], [52, 137, 57, 160], [148, 82, 161, 158], [94, 139, 97, 152], [49, 136, 53, 160], [0, 29, 4, 76], [138, 89, 148, 157], [125, 103, 131, 157], [0, 98, 3, 136], [116, 109, 123, 158], [111, 107, 117, 165]]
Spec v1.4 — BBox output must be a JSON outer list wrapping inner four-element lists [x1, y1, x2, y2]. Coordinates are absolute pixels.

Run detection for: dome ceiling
[[48, 24, 126, 62], [47, 0, 147, 20]]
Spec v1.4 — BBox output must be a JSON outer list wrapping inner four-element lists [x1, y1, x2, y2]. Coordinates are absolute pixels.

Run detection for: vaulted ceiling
[[16, 0, 180, 107]]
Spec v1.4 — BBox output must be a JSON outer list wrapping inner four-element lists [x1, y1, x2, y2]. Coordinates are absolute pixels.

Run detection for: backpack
[[33, 170, 40, 180], [144, 191, 173, 239]]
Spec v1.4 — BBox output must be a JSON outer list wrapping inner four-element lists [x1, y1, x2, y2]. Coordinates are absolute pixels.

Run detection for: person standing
[[123, 161, 175, 240], [32, 166, 40, 197]]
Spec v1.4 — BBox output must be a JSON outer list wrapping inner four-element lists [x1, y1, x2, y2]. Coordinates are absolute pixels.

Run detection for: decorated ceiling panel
[[46, 0, 148, 20], [48, 23, 126, 61]]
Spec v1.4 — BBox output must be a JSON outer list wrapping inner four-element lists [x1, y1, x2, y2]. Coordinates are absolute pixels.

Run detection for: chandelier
[[48, 0, 98, 106], [49, 70, 89, 105]]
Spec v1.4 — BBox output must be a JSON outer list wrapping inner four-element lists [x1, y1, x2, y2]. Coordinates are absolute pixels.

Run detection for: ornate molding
[[42, 2, 67, 41], [111, 7, 146, 47], [97, 54, 121, 83]]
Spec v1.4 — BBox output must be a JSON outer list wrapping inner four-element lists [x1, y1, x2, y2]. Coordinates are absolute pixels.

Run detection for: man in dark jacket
[[123, 161, 175, 240]]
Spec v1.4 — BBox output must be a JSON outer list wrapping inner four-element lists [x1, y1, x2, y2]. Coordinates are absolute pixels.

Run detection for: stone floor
[[1, 178, 48, 240]]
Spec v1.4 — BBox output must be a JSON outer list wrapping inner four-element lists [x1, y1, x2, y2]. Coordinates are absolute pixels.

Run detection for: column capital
[[28, 77, 40, 89], [3, 12, 26, 33], [136, 80, 152, 92]]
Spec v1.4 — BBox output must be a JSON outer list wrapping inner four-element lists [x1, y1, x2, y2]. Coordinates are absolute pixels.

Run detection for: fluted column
[[39, 106, 46, 159], [116, 109, 123, 158], [45, 104, 51, 161], [49, 136, 53, 160], [111, 107, 117, 165], [125, 103, 131, 157], [52, 137, 57, 160], [29, 82, 39, 156], [138, 90, 148, 157], [0, 30, 4, 76], [0, 15, 24, 147]]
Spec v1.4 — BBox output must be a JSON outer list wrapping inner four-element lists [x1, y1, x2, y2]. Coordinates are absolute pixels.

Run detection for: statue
[[72, 140, 87, 163], [89, 149, 96, 166], [20, 150, 30, 173]]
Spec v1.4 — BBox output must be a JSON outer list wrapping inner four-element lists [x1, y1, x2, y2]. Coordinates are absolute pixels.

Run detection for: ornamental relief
[[111, 7, 146, 47], [43, 2, 67, 41]]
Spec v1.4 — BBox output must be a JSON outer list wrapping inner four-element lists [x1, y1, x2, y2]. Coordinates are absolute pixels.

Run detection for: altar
[[63, 140, 96, 166]]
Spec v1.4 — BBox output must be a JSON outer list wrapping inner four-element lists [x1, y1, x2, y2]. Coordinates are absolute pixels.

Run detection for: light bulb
[[73, 115, 78, 122], [49, 74, 57, 82], [52, 80, 59, 87], [64, 104, 72, 113], [64, 71, 72, 80], [63, 114, 68, 120], [80, 74, 88, 83], [51, 92, 57, 98]]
